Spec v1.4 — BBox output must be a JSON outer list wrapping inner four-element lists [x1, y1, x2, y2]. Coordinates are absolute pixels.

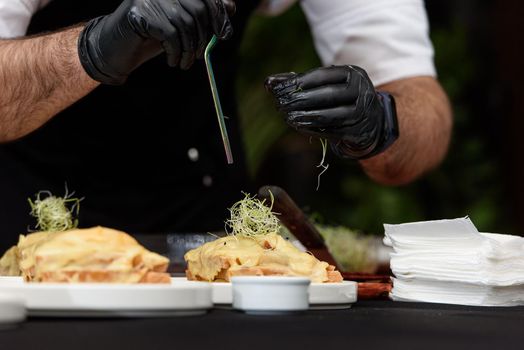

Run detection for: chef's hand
[[265, 65, 399, 160], [78, 0, 235, 85]]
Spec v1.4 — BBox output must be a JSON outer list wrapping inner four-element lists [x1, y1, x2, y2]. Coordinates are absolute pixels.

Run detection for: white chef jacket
[[0, 0, 436, 86]]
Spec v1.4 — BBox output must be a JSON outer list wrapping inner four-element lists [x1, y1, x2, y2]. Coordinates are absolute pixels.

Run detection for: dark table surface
[[1, 301, 524, 350]]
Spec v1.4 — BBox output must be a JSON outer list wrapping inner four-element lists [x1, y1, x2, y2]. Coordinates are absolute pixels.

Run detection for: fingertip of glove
[[264, 76, 276, 92], [264, 72, 297, 93], [218, 22, 233, 40], [180, 62, 193, 70], [196, 45, 206, 59], [215, 0, 234, 40]]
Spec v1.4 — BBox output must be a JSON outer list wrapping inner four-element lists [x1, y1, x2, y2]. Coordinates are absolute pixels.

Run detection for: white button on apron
[[187, 148, 199, 162]]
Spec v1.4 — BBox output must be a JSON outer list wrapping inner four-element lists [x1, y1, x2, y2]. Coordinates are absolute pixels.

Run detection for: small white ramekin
[[231, 276, 310, 314]]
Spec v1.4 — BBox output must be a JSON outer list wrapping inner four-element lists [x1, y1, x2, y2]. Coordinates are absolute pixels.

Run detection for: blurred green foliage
[[236, 5, 509, 236], [236, 5, 320, 172]]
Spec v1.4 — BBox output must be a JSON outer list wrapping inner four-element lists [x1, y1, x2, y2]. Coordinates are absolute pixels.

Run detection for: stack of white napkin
[[384, 217, 524, 306]]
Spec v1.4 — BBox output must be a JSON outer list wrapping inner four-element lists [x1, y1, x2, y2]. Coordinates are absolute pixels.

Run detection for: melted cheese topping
[[0, 246, 20, 276], [17, 226, 169, 283], [184, 233, 342, 283]]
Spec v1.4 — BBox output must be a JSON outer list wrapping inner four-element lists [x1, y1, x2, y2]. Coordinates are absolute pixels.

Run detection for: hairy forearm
[[0, 26, 99, 142], [360, 77, 452, 185]]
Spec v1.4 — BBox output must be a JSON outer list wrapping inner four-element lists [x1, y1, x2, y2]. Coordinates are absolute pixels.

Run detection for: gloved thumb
[[223, 0, 236, 16]]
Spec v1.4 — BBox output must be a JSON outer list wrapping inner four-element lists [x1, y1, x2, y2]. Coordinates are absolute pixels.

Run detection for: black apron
[[0, 0, 260, 251]]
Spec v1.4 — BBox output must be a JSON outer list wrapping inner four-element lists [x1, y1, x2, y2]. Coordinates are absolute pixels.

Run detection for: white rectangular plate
[[171, 278, 358, 310], [0, 277, 212, 317]]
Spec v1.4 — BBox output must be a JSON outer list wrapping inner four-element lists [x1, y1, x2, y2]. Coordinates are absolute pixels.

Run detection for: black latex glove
[[265, 65, 399, 160], [78, 0, 234, 85]]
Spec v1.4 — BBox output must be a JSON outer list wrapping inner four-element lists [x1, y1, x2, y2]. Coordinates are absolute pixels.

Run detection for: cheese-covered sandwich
[[184, 232, 342, 283], [2, 226, 170, 283]]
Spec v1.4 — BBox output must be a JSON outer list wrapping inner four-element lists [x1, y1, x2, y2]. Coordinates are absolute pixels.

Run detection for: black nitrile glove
[[265, 65, 399, 160], [78, 0, 234, 85]]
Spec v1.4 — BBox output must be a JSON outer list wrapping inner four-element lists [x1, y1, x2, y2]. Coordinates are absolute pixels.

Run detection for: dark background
[[235, 0, 524, 237]]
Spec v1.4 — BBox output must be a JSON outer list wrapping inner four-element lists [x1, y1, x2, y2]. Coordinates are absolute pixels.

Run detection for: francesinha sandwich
[[184, 194, 342, 283], [185, 232, 342, 283], [1, 227, 170, 283], [0, 192, 170, 283]]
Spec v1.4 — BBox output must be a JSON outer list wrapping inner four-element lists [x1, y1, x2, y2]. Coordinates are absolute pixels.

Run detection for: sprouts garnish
[[226, 192, 281, 238], [28, 189, 82, 232], [316, 138, 330, 191]]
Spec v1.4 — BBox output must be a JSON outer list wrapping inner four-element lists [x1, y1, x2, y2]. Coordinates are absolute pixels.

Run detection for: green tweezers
[[204, 35, 234, 164]]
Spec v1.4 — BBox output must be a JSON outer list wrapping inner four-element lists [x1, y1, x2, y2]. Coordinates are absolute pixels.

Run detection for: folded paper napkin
[[384, 217, 524, 306]]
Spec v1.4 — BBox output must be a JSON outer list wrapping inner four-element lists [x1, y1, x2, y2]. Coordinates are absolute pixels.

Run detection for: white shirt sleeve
[[300, 0, 436, 86], [0, 0, 52, 38]]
